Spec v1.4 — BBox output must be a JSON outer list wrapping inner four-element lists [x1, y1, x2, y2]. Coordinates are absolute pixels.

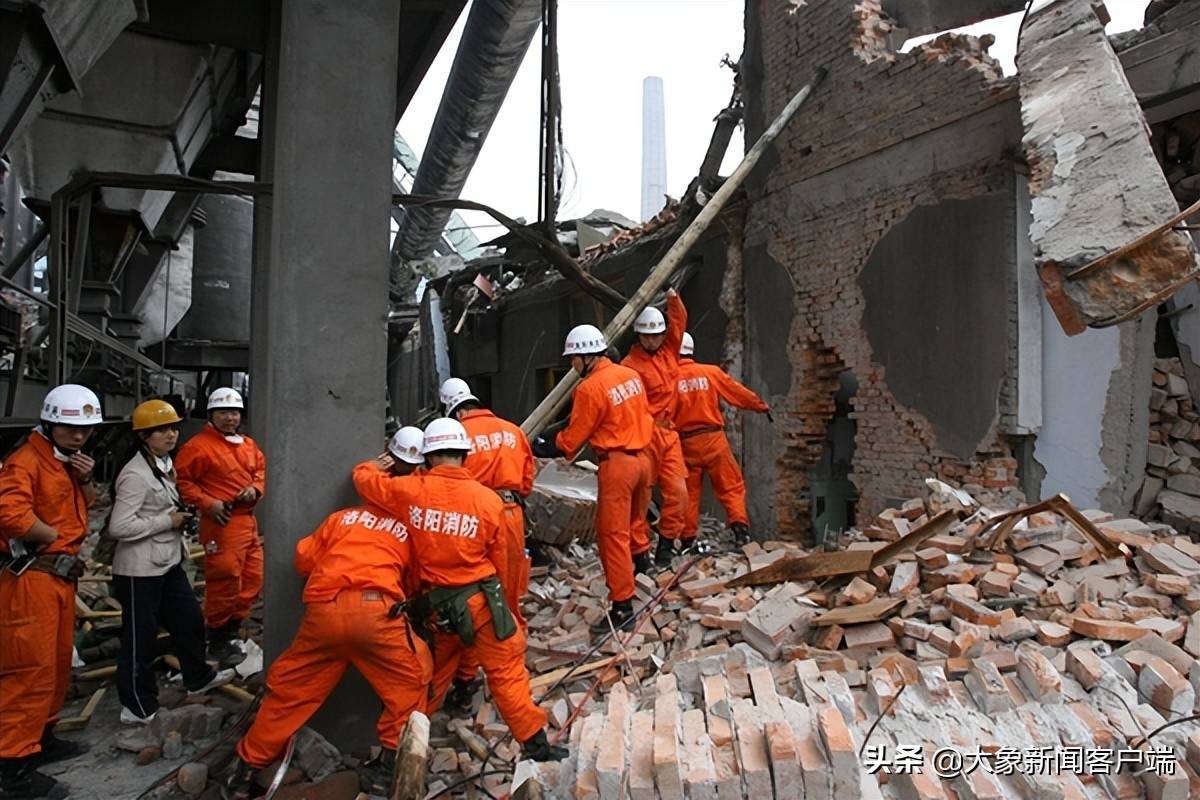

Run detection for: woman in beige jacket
[[109, 400, 233, 724]]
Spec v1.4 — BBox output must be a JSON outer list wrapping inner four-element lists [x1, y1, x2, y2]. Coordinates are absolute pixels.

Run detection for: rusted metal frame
[[392, 192, 628, 311], [973, 493, 1124, 560], [1041, 196, 1200, 331], [1066, 196, 1200, 282]]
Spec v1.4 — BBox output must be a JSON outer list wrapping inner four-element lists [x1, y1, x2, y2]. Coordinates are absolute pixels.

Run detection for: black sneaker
[[30, 729, 88, 766], [589, 599, 635, 636], [633, 552, 654, 576], [654, 536, 675, 567], [0, 758, 69, 799], [520, 731, 568, 763], [730, 522, 751, 546]]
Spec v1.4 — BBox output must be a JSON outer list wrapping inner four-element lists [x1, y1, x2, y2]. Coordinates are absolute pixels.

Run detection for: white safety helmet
[[388, 426, 426, 465], [680, 332, 695, 356], [562, 324, 608, 357], [207, 387, 244, 411], [634, 306, 667, 335], [41, 384, 103, 426], [440, 377, 479, 416], [421, 418, 472, 455], [439, 378, 471, 409]]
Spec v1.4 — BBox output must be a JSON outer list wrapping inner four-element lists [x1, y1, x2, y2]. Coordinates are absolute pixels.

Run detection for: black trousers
[[113, 563, 214, 717]]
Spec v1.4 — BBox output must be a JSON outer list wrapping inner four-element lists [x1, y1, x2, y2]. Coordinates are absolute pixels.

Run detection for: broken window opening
[[809, 369, 859, 545]]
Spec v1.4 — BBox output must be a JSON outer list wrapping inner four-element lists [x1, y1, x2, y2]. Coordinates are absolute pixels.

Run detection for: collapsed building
[[395, 0, 1200, 548]]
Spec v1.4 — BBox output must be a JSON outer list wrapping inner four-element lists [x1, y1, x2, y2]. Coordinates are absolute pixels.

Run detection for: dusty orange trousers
[[680, 429, 750, 537], [200, 516, 263, 629], [456, 502, 529, 682], [633, 425, 688, 544], [236, 591, 431, 767], [426, 592, 546, 743], [0, 572, 75, 758], [591, 451, 651, 603]]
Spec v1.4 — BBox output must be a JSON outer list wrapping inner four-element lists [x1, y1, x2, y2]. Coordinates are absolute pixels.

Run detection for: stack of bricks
[[1139, 357, 1200, 535]]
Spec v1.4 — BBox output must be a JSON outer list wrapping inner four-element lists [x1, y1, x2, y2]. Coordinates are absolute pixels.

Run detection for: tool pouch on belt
[[428, 576, 516, 647]]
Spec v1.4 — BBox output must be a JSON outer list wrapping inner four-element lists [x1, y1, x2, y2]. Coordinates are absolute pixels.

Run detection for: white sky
[[398, 0, 1149, 239]]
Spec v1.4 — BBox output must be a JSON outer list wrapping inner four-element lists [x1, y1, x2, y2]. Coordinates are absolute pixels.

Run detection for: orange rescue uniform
[[622, 292, 689, 542], [0, 432, 93, 758], [556, 358, 653, 603], [353, 462, 547, 743], [236, 504, 431, 767], [456, 408, 536, 684], [674, 358, 769, 536], [176, 424, 267, 629]]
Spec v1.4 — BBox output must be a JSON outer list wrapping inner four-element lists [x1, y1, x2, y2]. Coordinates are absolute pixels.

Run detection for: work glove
[[530, 436, 564, 459]]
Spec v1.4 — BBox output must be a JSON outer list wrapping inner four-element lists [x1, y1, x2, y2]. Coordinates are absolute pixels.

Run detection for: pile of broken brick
[[1142, 356, 1200, 536], [446, 479, 1200, 799]]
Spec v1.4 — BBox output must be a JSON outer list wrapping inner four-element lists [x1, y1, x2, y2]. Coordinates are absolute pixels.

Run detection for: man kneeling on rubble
[[353, 418, 566, 763], [224, 427, 431, 795]]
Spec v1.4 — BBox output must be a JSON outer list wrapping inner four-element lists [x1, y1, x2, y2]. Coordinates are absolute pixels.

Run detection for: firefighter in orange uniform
[[530, 324, 654, 631], [353, 418, 565, 762], [622, 289, 691, 566], [439, 378, 536, 711], [226, 428, 432, 793], [0, 385, 103, 799], [674, 332, 771, 545], [175, 388, 266, 665]]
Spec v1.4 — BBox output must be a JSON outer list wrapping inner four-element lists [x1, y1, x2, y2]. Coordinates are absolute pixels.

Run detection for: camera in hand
[[178, 504, 200, 537]]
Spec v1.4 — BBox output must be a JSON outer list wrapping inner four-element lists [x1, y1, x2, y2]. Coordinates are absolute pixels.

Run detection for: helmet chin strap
[[38, 422, 76, 460]]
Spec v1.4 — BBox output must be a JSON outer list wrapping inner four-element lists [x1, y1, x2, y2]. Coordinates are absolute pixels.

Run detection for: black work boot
[[520, 730, 568, 763], [31, 726, 88, 766], [363, 749, 396, 796], [654, 535, 675, 567], [220, 757, 256, 800], [443, 678, 479, 716], [633, 551, 654, 576], [590, 599, 635, 636], [0, 757, 69, 799], [206, 626, 246, 669], [730, 522, 751, 547]]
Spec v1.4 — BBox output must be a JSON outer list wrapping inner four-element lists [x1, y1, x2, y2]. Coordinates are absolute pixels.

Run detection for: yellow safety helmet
[[131, 399, 183, 432]]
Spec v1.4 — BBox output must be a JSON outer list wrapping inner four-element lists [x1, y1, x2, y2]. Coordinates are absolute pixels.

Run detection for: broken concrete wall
[[743, 0, 1025, 539], [1018, 0, 1200, 332]]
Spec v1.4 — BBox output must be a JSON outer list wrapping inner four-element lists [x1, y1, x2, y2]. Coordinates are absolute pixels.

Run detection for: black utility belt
[[1, 552, 84, 582]]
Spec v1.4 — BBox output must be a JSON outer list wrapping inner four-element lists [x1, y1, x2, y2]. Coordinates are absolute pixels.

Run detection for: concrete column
[[251, 0, 400, 748]]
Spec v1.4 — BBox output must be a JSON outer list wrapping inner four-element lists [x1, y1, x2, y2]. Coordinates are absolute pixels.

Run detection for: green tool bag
[[428, 575, 516, 647]]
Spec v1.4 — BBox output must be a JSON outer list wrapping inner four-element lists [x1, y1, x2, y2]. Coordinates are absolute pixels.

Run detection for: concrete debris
[[488, 479, 1200, 799], [1143, 356, 1200, 535], [1018, 0, 1200, 333]]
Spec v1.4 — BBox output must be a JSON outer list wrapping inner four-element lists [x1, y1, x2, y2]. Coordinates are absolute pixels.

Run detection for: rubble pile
[[491, 482, 1200, 799], [1141, 357, 1200, 533]]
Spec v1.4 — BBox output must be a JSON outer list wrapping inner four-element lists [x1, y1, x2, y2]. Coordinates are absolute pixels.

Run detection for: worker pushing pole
[[520, 67, 827, 438]]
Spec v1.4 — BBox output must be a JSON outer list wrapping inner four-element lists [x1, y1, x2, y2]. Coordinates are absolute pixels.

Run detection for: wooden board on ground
[[725, 549, 873, 589], [870, 510, 961, 568], [54, 687, 106, 732], [529, 656, 614, 692], [813, 597, 904, 627]]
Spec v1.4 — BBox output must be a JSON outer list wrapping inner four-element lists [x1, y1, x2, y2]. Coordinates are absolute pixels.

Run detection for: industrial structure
[[9, 0, 1200, 797]]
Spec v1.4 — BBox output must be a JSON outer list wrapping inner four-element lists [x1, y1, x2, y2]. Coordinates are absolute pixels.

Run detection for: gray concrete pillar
[[251, 0, 400, 748]]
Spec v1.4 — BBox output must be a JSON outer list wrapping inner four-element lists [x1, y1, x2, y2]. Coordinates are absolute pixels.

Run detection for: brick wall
[[743, 0, 1024, 539]]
